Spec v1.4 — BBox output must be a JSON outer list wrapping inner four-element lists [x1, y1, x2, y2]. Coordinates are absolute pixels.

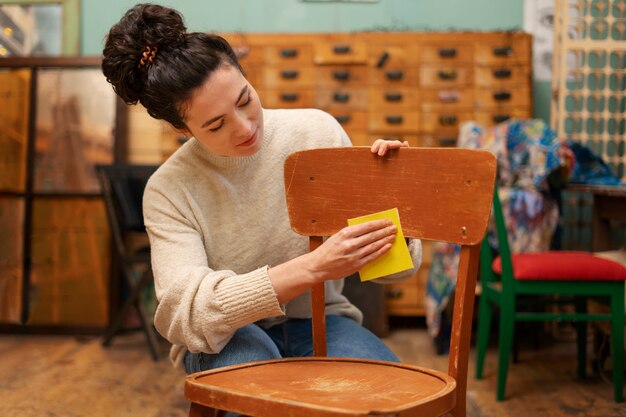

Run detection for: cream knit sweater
[[143, 108, 422, 368]]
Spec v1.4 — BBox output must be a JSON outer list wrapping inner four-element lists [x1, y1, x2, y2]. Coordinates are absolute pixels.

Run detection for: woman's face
[[183, 64, 263, 157]]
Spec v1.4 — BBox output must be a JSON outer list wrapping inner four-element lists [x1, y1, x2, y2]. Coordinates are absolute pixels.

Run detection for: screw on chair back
[[185, 147, 497, 417]]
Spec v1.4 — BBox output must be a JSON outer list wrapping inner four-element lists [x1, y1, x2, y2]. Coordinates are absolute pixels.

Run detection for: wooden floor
[[1, 324, 624, 417]]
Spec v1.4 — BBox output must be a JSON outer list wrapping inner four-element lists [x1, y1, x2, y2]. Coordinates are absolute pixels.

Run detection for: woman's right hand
[[304, 219, 397, 283]]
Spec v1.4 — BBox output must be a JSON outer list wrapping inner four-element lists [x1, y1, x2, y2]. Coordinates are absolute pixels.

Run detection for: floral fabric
[[425, 119, 567, 341]]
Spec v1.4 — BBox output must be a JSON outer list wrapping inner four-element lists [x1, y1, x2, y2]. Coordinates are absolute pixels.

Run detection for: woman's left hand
[[370, 139, 409, 156]]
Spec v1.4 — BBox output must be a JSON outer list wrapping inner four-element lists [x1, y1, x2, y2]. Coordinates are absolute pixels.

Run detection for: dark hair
[[102, 3, 243, 130]]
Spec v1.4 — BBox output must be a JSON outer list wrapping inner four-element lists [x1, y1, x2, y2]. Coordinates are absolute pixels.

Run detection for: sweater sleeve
[[143, 182, 285, 355]]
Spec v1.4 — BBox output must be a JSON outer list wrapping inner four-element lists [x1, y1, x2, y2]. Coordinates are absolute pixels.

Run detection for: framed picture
[[0, 0, 79, 56]]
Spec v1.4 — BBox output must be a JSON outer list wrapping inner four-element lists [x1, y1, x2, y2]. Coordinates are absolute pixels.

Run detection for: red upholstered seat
[[492, 251, 626, 281]]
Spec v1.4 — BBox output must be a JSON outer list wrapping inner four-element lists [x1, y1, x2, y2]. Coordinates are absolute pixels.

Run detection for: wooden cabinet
[[231, 32, 532, 156], [127, 31, 532, 316], [225, 32, 532, 317]]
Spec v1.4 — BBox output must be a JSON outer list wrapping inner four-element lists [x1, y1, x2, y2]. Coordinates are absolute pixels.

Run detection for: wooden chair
[[475, 185, 626, 402], [185, 147, 496, 417], [96, 164, 161, 361]]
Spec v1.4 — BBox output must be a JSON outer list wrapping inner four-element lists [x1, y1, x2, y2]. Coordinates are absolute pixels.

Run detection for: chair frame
[[96, 164, 160, 361], [475, 185, 625, 402], [185, 147, 497, 417]]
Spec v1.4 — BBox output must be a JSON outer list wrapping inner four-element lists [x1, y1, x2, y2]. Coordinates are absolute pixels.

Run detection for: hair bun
[[136, 4, 186, 48], [102, 3, 187, 104]]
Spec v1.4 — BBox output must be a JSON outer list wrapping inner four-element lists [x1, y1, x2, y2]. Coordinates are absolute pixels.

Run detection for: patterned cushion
[[492, 251, 626, 281]]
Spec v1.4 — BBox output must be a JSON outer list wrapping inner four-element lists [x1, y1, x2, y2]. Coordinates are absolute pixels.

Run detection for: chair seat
[[492, 251, 626, 281], [185, 357, 456, 417]]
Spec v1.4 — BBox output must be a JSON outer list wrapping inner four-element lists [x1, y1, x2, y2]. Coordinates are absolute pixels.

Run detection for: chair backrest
[[479, 184, 516, 288], [96, 164, 159, 257], [284, 146, 496, 413]]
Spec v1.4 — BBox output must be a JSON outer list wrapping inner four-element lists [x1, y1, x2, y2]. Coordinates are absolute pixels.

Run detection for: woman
[[102, 3, 422, 373]]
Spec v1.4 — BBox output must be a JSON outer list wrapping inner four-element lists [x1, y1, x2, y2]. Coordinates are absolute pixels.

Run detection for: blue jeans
[[184, 315, 398, 374]]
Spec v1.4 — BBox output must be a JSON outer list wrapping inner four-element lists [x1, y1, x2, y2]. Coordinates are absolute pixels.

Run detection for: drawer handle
[[280, 48, 298, 58], [334, 115, 351, 124], [439, 115, 458, 126], [280, 70, 299, 80], [439, 48, 457, 58], [493, 91, 512, 101], [439, 137, 457, 147], [386, 115, 404, 125], [333, 44, 351, 54], [332, 71, 350, 81], [333, 93, 350, 103], [377, 51, 390, 68], [385, 92, 403, 102], [493, 68, 512, 78], [280, 93, 299, 102], [493, 46, 512, 57], [438, 90, 459, 103], [386, 288, 403, 299], [385, 70, 404, 81], [438, 69, 457, 80], [493, 114, 510, 123]]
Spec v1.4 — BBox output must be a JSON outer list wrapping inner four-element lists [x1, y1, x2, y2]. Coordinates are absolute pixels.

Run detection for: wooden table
[[567, 184, 626, 252]]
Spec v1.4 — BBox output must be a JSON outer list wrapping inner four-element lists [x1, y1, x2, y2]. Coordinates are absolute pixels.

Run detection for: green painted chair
[[475, 185, 626, 402]]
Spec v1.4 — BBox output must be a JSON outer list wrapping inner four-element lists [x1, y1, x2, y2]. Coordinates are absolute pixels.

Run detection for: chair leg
[[134, 269, 161, 361], [610, 287, 625, 403], [102, 274, 138, 346], [496, 302, 515, 401], [575, 297, 587, 379], [475, 294, 492, 379], [103, 266, 160, 360]]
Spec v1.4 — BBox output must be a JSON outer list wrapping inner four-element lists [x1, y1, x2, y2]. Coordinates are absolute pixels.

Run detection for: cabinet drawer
[[257, 89, 316, 108], [474, 65, 531, 88], [368, 67, 419, 86], [368, 44, 419, 67], [316, 89, 368, 111], [419, 43, 473, 64], [327, 110, 367, 131], [349, 132, 371, 147], [420, 111, 475, 135], [368, 111, 420, 134], [419, 66, 473, 88], [262, 66, 316, 88], [224, 39, 263, 65], [385, 268, 429, 316], [314, 39, 367, 64], [474, 107, 532, 126], [419, 88, 474, 111], [418, 134, 459, 148], [368, 88, 420, 110], [474, 87, 530, 109], [316, 66, 368, 88], [264, 45, 313, 65], [386, 282, 420, 309], [474, 37, 530, 65]]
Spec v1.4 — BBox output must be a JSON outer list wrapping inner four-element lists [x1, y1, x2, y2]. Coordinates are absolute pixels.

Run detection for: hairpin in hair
[[138, 46, 158, 68]]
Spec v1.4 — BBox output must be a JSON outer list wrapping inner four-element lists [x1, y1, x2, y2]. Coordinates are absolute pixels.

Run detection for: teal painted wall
[[82, 0, 550, 122]]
